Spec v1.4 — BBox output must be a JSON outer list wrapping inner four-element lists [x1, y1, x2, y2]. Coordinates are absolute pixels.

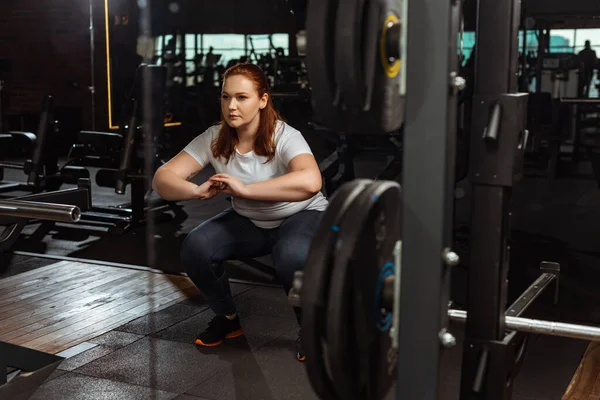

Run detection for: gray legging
[[180, 208, 323, 320]]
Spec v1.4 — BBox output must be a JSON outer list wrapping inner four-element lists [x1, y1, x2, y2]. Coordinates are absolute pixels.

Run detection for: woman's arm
[[210, 154, 322, 202], [152, 152, 214, 201]]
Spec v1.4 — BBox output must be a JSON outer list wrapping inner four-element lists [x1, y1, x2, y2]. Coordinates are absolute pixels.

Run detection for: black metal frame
[[0, 95, 63, 195], [459, 0, 532, 398], [459, 264, 559, 399], [397, 0, 460, 397], [0, 341, 63, 398]]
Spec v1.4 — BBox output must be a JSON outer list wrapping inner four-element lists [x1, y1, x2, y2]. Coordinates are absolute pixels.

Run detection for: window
[[271, 33, 290, 56], [550, 29, 575, 51], [150, 33, 291, 86], [574, 29, 600, 47], [201, 34, 246, 67], [458, 31, 476, 64], [574, 29, 600, 56], [519, 31, 539, 53], [247, 34, 270, 61]]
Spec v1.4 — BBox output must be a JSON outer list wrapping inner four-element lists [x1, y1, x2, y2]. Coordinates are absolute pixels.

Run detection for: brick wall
[[0, 0, 109, 134]]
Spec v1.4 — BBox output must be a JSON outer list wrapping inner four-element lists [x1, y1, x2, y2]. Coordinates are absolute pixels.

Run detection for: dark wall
[[0, 0, 296, 134], [526, 0, 600, 17], [0, 0, 101, 132], [150, 0, 296, 35]]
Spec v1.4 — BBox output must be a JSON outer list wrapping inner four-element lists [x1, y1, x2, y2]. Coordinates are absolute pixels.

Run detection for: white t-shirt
[[183, 121, 329, 228]]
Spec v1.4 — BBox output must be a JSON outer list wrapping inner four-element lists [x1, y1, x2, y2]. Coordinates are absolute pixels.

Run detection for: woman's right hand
[[194, 180, 220, 200]]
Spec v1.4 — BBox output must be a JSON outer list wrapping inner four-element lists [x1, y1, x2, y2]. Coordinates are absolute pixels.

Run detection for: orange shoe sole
[[194, 329, 244, 347]]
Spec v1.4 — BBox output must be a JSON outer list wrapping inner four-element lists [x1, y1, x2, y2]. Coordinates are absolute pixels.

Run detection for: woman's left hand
[[209, 174, 250, 198]]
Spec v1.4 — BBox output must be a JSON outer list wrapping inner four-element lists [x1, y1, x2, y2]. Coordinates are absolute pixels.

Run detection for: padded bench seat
[[78, 131, 123, 148]]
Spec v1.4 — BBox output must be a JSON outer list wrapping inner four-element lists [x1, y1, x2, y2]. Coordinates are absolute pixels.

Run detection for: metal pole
[[449, 309, 600, 342], [0, 80, 4, 133], [560, 98, 600, 104], [0, 200, 81, 223], [89, 0, 96, 131]]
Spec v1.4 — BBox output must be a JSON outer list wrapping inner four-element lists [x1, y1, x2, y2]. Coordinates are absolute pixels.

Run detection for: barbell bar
[[290, 270, 600, 344], [448, 309, 600, 342], [0, 200, 81, 223]]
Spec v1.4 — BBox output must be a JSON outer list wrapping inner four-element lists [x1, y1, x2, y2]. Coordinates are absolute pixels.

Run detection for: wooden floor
[[0, 261, 198, 355], [563, 342, 600, 400]]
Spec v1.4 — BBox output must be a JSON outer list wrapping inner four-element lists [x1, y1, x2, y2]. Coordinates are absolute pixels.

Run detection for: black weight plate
[[306, 0, 340, 129], [334, 0, 369, 111], [333, 0, 405, 134], [327, 180, 401, 400], [352, 186, 401, 399], [301, 179, 371, 400]]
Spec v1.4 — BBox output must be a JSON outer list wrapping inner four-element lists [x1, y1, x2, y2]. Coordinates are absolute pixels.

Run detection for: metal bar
[[505, 272, 556, 317], [79, 211, 130, 224], [560, 98, 600, 104], [398, 0, 458, 396], [27, 95, 53, 185], [88, 0, 96, 131], [449, 309, 600, 342], [482, 103, 502, 143], [465, 186, 509, 339], [461, 0, 522, 397], [0, 183, 23, 193], [464, 0, 521, 343], [390, 240, 402, 349], [14, 185, 92, 211], [0, 200, 81, 223], [115, 99, 137, 194], [0, 162, 24, 169], [317, 151, 339, 176]]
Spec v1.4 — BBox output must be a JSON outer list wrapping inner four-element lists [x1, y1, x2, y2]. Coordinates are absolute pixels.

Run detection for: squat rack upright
[[398, 0, 527, 398], [398, 0, 460, 397]]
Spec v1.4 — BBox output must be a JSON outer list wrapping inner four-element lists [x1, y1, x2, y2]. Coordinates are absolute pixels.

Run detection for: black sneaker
[[296, 329, 305, 362], [194, 314, 244, 347]]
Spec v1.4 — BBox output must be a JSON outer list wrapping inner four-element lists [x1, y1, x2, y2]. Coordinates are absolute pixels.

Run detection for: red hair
[[211, 63, 283, 164]]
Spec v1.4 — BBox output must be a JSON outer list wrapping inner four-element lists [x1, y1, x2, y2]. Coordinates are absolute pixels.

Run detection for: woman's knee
[[272, 234, 313, 283], [180, 227, 214, 275]]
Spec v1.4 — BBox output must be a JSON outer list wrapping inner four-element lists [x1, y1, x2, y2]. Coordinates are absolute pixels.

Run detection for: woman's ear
[[259, 93, 268, 110]]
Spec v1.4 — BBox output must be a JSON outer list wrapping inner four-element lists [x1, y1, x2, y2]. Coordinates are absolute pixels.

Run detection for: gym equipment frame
[[396, 0, 461, 397]]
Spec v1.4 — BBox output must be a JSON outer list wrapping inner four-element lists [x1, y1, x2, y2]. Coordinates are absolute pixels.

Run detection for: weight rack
[[400, 0, 534, 398], [397, 0, 460, 398], [460, 0, 531, 398]]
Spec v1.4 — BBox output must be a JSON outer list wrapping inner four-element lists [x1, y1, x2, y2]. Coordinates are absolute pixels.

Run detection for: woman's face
[[221, 75, 267, 129]]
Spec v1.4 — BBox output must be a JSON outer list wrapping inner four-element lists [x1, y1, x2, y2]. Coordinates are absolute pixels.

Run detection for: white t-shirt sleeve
[[182, 125, 217, 168], [277, 124, 314, 167]]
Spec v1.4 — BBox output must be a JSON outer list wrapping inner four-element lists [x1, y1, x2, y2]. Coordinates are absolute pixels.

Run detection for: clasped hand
[[196, 174, 249, 199]]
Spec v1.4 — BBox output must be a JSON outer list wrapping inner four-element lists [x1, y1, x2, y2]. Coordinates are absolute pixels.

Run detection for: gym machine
[[0, 195, 86, 399], [60, 65, 184, 235], [0, 95, 79, 195], [315, 126, 403, 195], [286, 0, 600, 399]]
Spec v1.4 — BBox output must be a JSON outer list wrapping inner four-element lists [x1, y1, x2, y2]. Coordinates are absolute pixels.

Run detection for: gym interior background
[[1, 0, 600, 399]]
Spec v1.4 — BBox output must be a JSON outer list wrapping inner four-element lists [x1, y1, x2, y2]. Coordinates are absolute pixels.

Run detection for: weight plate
[[301, 179, 371, 400], [334, 0, 370, 111], [330, 0, 405, 134], [327, 180, 401, 400], [305, 0, 340, 130]]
